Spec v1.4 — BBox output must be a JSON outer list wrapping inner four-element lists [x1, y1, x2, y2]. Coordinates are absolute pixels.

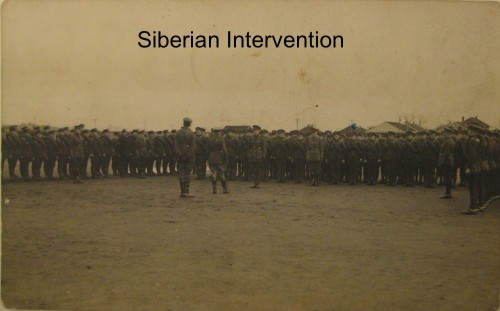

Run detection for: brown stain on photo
[[298, 68, 309, 84]]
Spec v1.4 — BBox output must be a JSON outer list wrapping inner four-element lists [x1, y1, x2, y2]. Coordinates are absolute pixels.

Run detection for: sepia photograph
[[1, 0, 499, 310]]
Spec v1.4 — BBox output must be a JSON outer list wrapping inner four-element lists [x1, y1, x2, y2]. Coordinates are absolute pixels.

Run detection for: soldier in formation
[[206, 128, 229, 194], [174, 118, 196, 198]]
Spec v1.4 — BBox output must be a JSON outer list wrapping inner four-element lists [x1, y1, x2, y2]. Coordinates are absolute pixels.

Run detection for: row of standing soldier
[[2, 123, 499, 212]]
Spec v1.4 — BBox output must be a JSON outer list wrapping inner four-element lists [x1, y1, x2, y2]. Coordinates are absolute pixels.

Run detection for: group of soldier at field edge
[[2, 118, 499, 215]]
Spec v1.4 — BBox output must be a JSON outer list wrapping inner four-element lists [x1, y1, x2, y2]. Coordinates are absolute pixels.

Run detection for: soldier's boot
[[9, 166, 19, 181], [212, 179, 217, 194], [179, 180, 186, 197], [184, 181, 194, 198], [222, 180, 229, 194]]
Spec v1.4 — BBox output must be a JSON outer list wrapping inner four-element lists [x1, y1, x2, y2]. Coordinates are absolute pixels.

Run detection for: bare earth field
[[1, 176, 499, 311]]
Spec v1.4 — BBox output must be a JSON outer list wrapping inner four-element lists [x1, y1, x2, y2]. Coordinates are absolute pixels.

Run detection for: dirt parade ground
[[1, 176, 499, 311]]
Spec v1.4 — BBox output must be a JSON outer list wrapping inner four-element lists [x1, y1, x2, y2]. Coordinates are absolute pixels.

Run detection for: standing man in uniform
[[249, 125, 266, 188], [207, 128, 229, 194], [100, 129, 114, 177], [306, 129, 324, 186], [438, 128, 456, 198], [5, 126, 21, 181], [44, 129, 59, 180], [56, 127, 71, 179], [174, 118, 196, 198], [68, 128, 84, 183]]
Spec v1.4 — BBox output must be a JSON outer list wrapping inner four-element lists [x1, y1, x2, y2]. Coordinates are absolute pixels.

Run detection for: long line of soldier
[[2, 123, 499, 214]]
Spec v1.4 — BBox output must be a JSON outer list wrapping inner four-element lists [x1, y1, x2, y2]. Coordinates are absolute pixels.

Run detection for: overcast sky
[[2, 0, 499, 131]]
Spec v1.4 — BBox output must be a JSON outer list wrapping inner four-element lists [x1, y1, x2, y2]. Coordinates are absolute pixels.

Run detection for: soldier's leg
[[468, 173, 479, 210], [80, 157, 89, 178], [209, 164, 217, 193], [32, 158, 42, 180], [20, 159, 31, 181], [102, 155, 111, 177], [170, 156, 177, 175], [250, 161, 261, 188], [8, 157, 19, 180], [162, 156, 169, 175], [459, 165, 466, 186], [184, 161, 193, 195], [154, 156, 162, 175], [70, 157, 82, 183], [44, 157, 55, 179], [90, 156, 98, 177]]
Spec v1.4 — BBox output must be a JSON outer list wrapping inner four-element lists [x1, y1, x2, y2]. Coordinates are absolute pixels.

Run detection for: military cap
[[252, 125, 261, 130], [147, 130, 154, 134], [103, 129, 109, 133], [261, 129, 268, 134], [33, 126, 40, 130], [48, 129, 56, 134], [211, 127, 222, 132], [195, 127, 205, 132], [90, 128, 98, 132], [57, 128, 65, 132], [139, 130, 145, 133], [163, 130, 169, 133], [70, 129, 76, 133], [121, 129, 127, 133], [75, 124, 85, 129], [171, 129, 177, 133], [183, 117, 193, 123], [157, 131, 163, 134], [81, 129, 90, 133], [277, 129, 285, 134], [8, 125, 17, 131]]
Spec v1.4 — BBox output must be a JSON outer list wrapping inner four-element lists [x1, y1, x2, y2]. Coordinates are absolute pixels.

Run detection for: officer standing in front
[[174, 117, 196, 198]]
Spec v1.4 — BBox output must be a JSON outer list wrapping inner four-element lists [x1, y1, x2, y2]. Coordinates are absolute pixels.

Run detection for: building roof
[[223, 125, 252, 133], [338, 124, 367, 134], [463, 117, 489, 129], [367, 121, 424, 133], [436, 117, 489, 133]]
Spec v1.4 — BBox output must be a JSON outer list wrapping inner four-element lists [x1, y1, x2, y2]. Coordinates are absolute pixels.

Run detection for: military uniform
[[207, 130, 229, 194], [344, 136, 362, 185], [5, 126, 21, 181], [56, 128, 71, 179], [153, 131, 166, 175], [174, 118, 196, 197], [44, 130, 59, 180], [401, 135, 419, 187], [273, 131, 288, 182], [225, 132, 238, 180], [363, 136, 379, 185], [305, 131, 324, 186], [461, 132, 482, 214], [89, 129, 102, 178], [248, 126, 266, 188], [68, 130, 84, 183], [438, 131, 456, 198], [421, 133, 439, 187], [100, 129, 114, 177], [290, 133, 306, 183], [194, 128, 208, 179]]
